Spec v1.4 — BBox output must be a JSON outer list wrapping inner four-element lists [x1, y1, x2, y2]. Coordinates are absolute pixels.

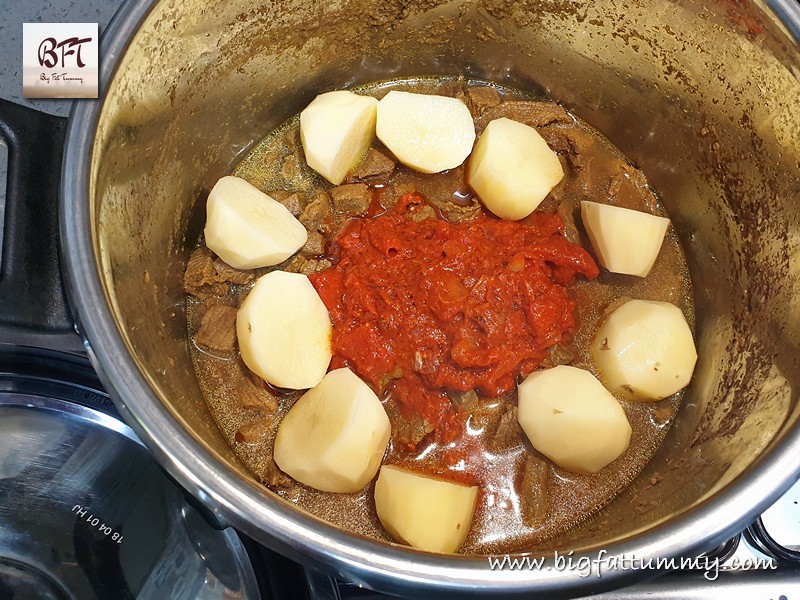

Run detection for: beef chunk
[[540, 126, 595, 172], [281, 154, 301, 180], [556, 201, 581, 245], [406, 204, 437, 222], [299, 191, 333, 234], [348, 148, 396, 182], [262, 459, 293, 489], [195, 303, 238, 352], [285, 255, 332, 276], [465, 86, 501, 115], [330, 183, 371, 217], [448, 389, 479, 411], [385, 398, 434, 450], [607, 164, 659, 212], [235, 372, 278, 413], [540, 344, 576, 369], [439, 197, 482, 223], [300, 231, 326, 256], [212, 258, 254, 285], [399, 194, 438, 222], [488, 404, 524, 453], [475, 101, 573, 132], [517, 453, 549, 527], [437, 79, 466, 102], [184, 247, 227, 298], [277, 192, 306, 217], [185, 247, 255, 298], [234, 415, 276, 444]]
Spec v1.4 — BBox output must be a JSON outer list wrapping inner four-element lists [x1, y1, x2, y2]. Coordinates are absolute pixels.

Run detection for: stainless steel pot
[[58, 0, 800, 596]]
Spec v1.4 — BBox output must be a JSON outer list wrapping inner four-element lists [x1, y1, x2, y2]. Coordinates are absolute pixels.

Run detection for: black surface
[[0, 100, 82, 354]]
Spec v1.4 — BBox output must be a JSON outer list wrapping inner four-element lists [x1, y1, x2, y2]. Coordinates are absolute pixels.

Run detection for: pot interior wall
[[90, 0, 800, 552]]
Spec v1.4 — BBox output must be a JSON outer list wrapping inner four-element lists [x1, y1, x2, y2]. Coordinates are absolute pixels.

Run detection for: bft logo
[[37, 37, 93, 69], [23, 23, 99, 99]]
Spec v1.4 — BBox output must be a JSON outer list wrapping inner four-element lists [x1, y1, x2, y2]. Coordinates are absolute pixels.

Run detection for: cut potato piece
[[204, 176, 308, 270], [581, 201, 670, 277], [300, 90, 378, 185], [273, 368, 391, 493], [517, 366, 632, 474], [374, 466, 478, 554], [592, 299, 697, 401], [468, 117, 564, 220], [376, 91, 475, 174], [236, 271, 332, 389]]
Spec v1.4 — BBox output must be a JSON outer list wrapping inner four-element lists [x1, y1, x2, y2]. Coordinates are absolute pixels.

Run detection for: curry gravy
[[185, 77, 693, 554]]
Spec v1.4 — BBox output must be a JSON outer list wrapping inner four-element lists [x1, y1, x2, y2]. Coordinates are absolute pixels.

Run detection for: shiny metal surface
[[760, 477, 800, 552], [0, 391, 258, 599], [61, 0, 800, 596]]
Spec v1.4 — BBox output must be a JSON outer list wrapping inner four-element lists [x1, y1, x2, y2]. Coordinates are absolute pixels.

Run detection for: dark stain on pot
[[185, 77, 694, 554]]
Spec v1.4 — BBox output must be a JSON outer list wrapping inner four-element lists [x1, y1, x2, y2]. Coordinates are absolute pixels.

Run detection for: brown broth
[[186, 77, 693, 554]]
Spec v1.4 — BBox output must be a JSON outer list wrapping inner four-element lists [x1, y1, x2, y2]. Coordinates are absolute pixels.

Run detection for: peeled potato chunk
[[468, 117, 564, 220], [374, 466, 478, 554], [204, 176, 308, 270], [517, 365, 632, 474], [376, 91, 475, 174], [236, 271, 331, 390], [273, 368, 390, 493], [581, 201, 670, 277], [300, 90, 378, 185], [592, 299, 697, 401]]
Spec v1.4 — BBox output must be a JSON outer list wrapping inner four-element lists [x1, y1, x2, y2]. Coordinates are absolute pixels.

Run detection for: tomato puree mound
[[310, 193, 599, 439]]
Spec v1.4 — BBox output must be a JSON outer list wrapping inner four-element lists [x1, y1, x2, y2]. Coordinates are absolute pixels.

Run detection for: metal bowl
[[61, 0, 800, 596]]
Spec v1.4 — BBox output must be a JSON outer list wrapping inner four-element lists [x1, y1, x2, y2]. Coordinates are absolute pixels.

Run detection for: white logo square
[[23, 23, 99, 99]]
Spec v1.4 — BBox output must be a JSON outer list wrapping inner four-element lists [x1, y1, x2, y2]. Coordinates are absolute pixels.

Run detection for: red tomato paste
[[310, 193, 598, 443]]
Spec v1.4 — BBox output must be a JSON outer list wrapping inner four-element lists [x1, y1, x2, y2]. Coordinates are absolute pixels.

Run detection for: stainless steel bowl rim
[[60, 0, 800, 595]]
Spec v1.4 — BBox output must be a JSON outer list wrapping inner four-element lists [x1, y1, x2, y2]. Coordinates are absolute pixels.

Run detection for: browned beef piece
[[266, 189, 292, 202], [488, 404, 523, 453], [184, 247, 228, 298], [212, 258, 254, 285], [556, 201, 581, 245], [448, 389, 479, 411], [405, 204, 437, 222], [299, 190, 333, 234], [398, 164, 482, 223], [234, 415, 276, 444], [517, 453, 549, 527], [285, 255, 332, 276], [262, 459, 293, 489], [347, 148, 396, 182], [607, 164, 659, 212], [235, 372, 278, 413], [300, 231, 326, 256], [384, 398, 434, 450], [438, 197, 482, 223], [185, 247, 255, 298], [330, 183, 371, 217], [398, 193, 438, 223], [475, 101, 573, 132], [277, 192, 306, 217], [281, 153, 302, 180], [465, 86, 501, 116], [436, 79, 466, 102], [195, 303, 238, 352], [539, 126, 596, 172], [540, 344, 576, 369]]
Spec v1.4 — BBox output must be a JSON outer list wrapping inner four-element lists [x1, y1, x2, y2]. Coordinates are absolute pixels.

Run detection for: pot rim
[[60, 0, 800, 595]]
